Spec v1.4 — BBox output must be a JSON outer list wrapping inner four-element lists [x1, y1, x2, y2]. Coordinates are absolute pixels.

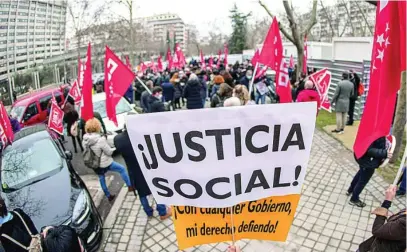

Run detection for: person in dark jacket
[[173, 80, 183, 110], [239, 70, 252, 91], [198, 72, 208, 107], [114, 130, 172, 220], [294, 72, 307, 100], [0, 198, 39, 252], [41, 225, 84, 252], [140, 80, 153, 113], [211, 83, 233, 108], [148, 87, 165, 113], [79, 111, 107, 138], [63, 102, 83, 153], [161, 77, 175, 103], [183, 74, 203, 109], [347, 70, 361, 126], [347, 137, 390, 207], [9, 115, 21, 133], [359, 185, 406, 252]]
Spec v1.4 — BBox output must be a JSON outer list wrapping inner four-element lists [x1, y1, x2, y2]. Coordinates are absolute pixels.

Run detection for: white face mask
[[156, 94, 163, 100]]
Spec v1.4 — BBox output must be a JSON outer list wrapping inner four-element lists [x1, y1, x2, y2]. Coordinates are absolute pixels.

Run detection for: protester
[[210, 75, 225, 99], [82, 118, 134, 201], [124, 82, 136, 104], [331, 72, 354, 134], [140, 80, 153, 113], [9, 115, 21, 133], [41, 225, 84, 252], [63, 101, 83, 153], [222, 71, 234, 87], [358, 185, 406, 252], [296, 80, 321, 111], [183, 73, 203, 109], [254, 79, 268, 104], [198, 71, 208, 107], [0, 198, 40, 252], [226, 84, 250, 106], [347, 70, 361, 126], [347, 136, 390, 207], [79, 111, 106, 138], [211, 83, 233, 108], [161, 77, 175, 110], [239, 69, 252, 91], [114, 128, 172, 220], [294, 72, 307, 100], [173, 78, 183, 110], [148, 87, 166, 113]]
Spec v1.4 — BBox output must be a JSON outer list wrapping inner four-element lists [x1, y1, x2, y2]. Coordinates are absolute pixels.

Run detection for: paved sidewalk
[[99, 130, 405, 252]]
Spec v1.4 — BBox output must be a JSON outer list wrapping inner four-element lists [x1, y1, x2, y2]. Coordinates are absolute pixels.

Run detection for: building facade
[[0, 0, 67, 80]]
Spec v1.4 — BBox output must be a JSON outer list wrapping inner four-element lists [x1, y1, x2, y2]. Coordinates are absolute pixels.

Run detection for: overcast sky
[[67, 0, 331, 38]]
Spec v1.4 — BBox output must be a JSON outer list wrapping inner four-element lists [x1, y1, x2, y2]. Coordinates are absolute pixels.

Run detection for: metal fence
[[307, 58, 371, 120]]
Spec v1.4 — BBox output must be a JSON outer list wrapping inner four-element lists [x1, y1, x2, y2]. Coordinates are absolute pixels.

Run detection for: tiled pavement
[[100, 130, 406, 252]]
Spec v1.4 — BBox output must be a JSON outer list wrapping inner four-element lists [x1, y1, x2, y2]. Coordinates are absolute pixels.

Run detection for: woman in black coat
[[63, 102, 83, 153], [183, 73, 203, 109], [0, 199, 39, 252]]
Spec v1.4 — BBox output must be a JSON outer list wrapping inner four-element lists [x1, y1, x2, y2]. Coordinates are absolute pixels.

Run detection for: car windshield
[[1, 137, 63, 191], [10, 105, 25, 122], [93, 98, 132, 118]]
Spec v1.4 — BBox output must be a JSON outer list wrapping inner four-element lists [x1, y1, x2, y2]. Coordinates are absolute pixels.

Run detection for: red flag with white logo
[[289, 55, 295, 68], [175, 43, 185, 68], [303, 35, 308, 74], [258, 17, 283, 71], [172, 52, 180, 69], [68, 80, 82, 104], [48, 98, 64, 135], [0, 101, 13, 147], [224, 44, 228, 66], [77, 58, 84, 88], [308, 68, 332, 111], [275, 58, 292, 103], [255, 66, 267, 79], [354, 0, 406, 158], [251, 49, 260, 66], [104, 46, 136, 126], [200, 49, 206, 69], [80, 43, 94, 121], [157, 55, 163, 72], [166, 47, 173, 70]]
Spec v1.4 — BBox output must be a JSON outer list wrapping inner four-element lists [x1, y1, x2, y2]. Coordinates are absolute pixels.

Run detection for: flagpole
[[249, 62, 259, 95], [136, 76, 152, 95]]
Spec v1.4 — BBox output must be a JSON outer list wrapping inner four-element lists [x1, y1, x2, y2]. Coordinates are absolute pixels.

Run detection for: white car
[[91, 92, 138, 133]]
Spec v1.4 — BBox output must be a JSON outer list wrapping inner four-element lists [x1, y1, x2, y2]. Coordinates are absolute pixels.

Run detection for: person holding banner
[[358, 185, 406, 252]]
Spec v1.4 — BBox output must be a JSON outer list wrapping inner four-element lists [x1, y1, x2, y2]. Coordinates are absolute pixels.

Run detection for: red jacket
[[297, 89, 321, 113]]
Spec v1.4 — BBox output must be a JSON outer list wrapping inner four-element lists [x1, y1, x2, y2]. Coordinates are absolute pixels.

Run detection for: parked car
[[91, 92, 138, 133], [0, 124, 103, 251], [10, 87, 66, 127]]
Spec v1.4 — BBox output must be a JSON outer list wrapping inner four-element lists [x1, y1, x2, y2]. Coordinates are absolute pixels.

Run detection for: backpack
[[1, 211, 42, 252], [83, 144, 101, 169], [358, 82, 364, 96]]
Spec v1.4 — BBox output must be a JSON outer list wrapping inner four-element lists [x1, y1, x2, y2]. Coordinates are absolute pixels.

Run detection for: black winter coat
[[147, 95, 165, 113], [239, 76, 250, 90], [183, 79, 203, 109], [114, 131, 152, 198], [355, 137, 387, 170], [0, 209, 38, 252]]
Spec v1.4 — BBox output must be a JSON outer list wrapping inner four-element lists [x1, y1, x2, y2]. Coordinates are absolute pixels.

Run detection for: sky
[[67, 0, 323, 39]]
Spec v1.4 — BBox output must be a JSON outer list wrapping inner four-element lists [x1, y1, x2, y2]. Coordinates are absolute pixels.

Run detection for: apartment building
[[0, 0, 67, 80]]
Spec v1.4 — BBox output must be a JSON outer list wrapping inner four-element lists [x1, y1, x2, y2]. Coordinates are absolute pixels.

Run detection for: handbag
[[70, 121, 78, 137]]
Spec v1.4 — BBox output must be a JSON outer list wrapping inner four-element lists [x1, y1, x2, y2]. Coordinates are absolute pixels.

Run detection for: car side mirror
[[64, 150, 73, 160]]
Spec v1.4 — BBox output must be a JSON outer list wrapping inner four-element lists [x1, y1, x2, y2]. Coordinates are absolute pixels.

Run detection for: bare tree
[[114, 0, 136, 63], [259, 0, 318, 79], [246, 17, 270, 49]]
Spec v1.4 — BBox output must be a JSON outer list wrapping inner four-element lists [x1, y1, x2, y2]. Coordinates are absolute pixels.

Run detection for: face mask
[[156, 94, 163, 100], [247, 76, 252, 80]]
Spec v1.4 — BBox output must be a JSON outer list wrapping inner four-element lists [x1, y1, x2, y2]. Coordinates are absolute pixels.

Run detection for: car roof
[[13, 87, 63, 107], [13, 124, 50, 142]]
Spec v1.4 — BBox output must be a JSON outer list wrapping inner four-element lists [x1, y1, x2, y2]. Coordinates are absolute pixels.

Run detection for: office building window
[[29, 19, 34, 23], [30, 13, 35, 16], [0, 41, 6, 44], [0, 12, 8, 15], [8, 40, 14, 43], [35, 38, 44, 41], [16, 26, 27, 29], [0, 26, 6, 30], [0, 33, 6, 37], [19, 6, 29, 10], [8, 32, 14, 36], [37, 20, 45, 23], [16, 52, 27, 56], [16, 59, 25, 64], [18, 19, 28, 22], [9, 18, 16, 22], [16, 32, 25, 36], [17, 46, 26, 49], [16, 39, 25, 43], [8, 26, 14, 29], [0, 19, 7, 22], [18, 12, 29, 16], [36, 26, 45, 29], [0, 4, 10, 8]]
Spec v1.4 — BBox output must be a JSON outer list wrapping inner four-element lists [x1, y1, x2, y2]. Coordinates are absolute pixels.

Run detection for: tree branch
[[319, 0, 335, 39], [302, 0, 318, 37], [282, 0, 300, 45], [355, 1, 373, 35], [340, 0, 355, 36], [258, 0, 295, 44]]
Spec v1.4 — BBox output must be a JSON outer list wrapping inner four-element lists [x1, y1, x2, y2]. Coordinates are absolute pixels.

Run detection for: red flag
[[166, 47, 173, 70], [303, 35, 308, 74], [308, 68, 332, 111], [104, 46, 136, 126], [255, 66, 267, 79], [172, 51, 180, 69], [289, 55, 295, 68], [175, 43, 185, 68], [150, 57, 157, 73], [80, 43, 94, 121], [68, 80, 82, 104], [258, 17, 283, 71], [125, 55, 132, 69], [251, 49, 260, 66], [224, 44, 228, 66], [217, 50, 221, 68], [139, 61, 147, 73], [77, 59, 84, 88], [157, 55, 163, 72], [200, 49, 206, 69], [208, 56, 213, 69], [275, 58, 292, 103], [354, 0, 406, 158], [0, 102, 13, 146], [48, 98, 64, 135]]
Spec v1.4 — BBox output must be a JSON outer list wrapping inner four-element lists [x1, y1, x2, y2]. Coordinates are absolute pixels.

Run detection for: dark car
[[0, 125, 103, 251]]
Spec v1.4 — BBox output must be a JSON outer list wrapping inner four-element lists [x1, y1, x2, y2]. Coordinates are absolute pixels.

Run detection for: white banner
[[126, 103, 317, 207]]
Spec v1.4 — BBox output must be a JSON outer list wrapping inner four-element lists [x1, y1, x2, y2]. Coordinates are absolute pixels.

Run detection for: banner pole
[[392, 141, 407, 186], [230, 206, 235, 245], [248, 62, 259, 96], [136, 76, 152, 95]]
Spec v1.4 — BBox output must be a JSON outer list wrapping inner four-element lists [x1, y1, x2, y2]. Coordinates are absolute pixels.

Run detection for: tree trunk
[[390, 71, 406, 163], [296, 42, 304, 80], [129, 1, 134, 66]]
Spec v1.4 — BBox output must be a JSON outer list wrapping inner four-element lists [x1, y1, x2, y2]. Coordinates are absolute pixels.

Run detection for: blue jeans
[[98, 161, 131, 197], [202, 98, 206, 108], [256, 94, 266, 104], [140, 196, 167, 217]]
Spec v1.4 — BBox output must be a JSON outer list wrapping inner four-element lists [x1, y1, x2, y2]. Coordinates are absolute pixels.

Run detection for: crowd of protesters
[[1, 55, 405, 252]]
